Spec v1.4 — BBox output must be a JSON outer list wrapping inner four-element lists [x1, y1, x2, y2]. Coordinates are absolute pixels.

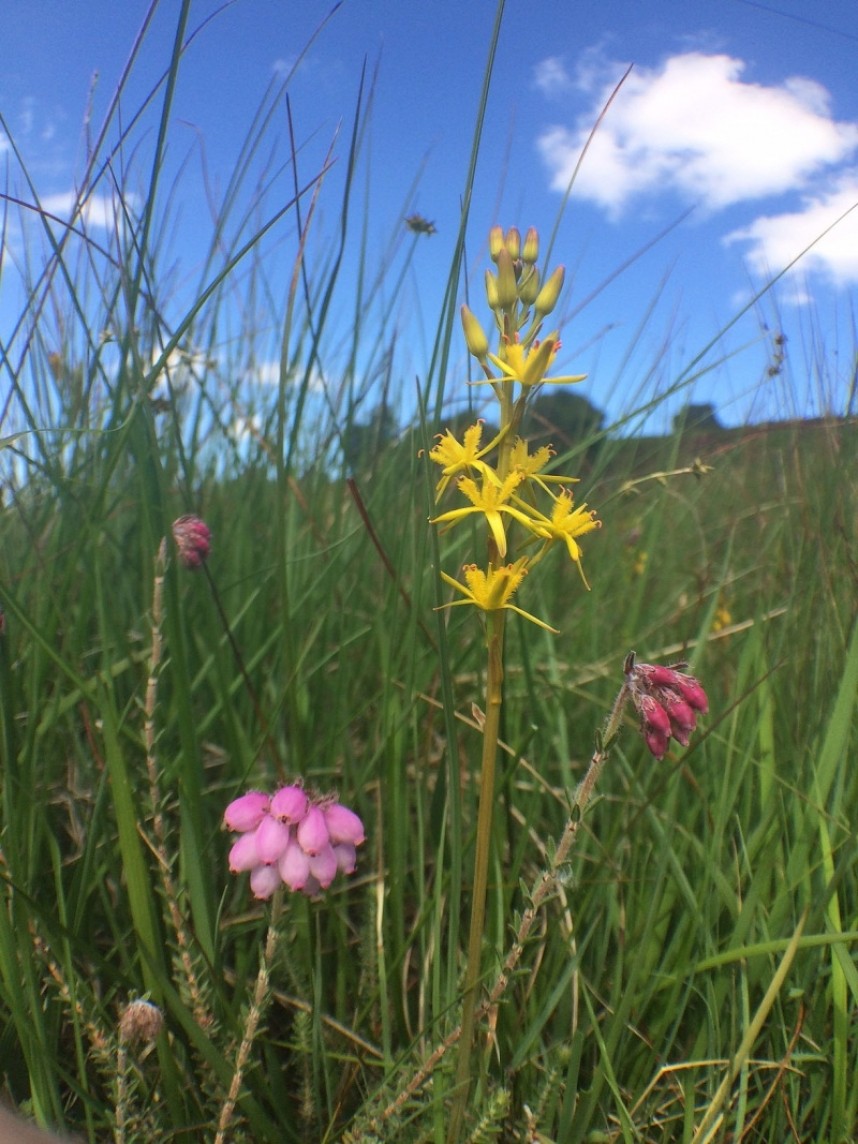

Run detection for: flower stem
[[447, 609, 505, 1142], [215, 890, 283, 1143]]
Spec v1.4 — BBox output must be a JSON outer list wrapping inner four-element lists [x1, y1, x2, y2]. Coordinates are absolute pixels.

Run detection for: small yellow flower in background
[[428, 422, 495, 499], [439, 559, 558, 631], [431, 471, 525, 559], [712, 598, 733, 632], [632, 549, 648, 578]]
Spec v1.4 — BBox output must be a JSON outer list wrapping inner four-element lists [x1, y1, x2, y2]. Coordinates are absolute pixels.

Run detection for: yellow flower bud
[[460, 304, 489, 359], [522, 227, 539, 264], [504, 227, 521, 260], [484, 269, 499, 310], [534, 265, 565, 316], [489, 226, 505, 262], [495, 248, 518, 310]]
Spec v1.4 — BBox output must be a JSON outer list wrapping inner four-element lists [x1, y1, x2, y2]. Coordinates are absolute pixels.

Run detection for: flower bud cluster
[[172, 514, 211, 569], [625, 659, 709, 760], [119, 999, 164, 1046], [458, 226, 579, 393], [224, 785, 365, 900], [480, 225, 564, 336]]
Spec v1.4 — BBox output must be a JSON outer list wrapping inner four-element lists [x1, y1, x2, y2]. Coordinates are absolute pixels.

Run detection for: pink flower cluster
[[172, 514, 211, 570], [625, 659, 709, 760], [224, 785, 365, 900]]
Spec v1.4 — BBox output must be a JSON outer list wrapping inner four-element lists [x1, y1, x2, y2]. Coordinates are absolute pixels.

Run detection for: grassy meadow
[[1, 10, 858, 1143]]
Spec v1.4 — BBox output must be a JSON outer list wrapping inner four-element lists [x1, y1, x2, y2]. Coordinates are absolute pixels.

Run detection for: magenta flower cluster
[[224, 785, 365, 900], [626, 660, 709, 760], [172, 514, 211, 570]]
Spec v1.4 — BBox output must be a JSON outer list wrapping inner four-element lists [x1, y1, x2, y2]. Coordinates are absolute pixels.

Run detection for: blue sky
[[3, 0, 858, 436]]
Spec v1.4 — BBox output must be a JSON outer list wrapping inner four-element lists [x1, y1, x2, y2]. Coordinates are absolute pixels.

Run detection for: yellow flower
[[430, 471, 524, 558], [486, 334, 586, 389], [508, 438, 577, 492], [509, 438, 554, 477], [439, 559, 558, 631], [427, 423, 494, 499], [713, 602, 733, 632], [516, 489, 601, 585]]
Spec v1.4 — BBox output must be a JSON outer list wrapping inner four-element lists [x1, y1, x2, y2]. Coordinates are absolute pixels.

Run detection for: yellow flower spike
[[522, 227, 539, 265], [430, 470, 525, 559], [460, 304, 489, 360], [427, 422, 495, 499], [438, 559, 559, 632], [533, 266, 566, 317], [494, 248, 518, 310], [487, 334, 587, 389]]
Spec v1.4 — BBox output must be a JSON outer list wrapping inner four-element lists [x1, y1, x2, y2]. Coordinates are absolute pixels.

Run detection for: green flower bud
[[489, 226, 505, 262], [518, 266, 540, 306], [484, 269, 499, 310], [522, 227, 539, 264], [495, 248, 518, 310], [460, 304, 489, 359], [504, 227, 521, 260], [534, 265, 565, 316]]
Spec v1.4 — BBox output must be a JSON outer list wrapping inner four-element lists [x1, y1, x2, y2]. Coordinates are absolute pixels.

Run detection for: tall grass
[[1, 5, 857, 1142]]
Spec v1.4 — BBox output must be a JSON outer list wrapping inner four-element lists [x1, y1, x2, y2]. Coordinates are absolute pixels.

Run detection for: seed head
[[119, 999, 163, 1046]]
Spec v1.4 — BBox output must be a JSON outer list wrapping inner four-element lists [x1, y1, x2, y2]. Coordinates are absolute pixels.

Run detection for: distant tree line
[[342, 393, 724, 476]]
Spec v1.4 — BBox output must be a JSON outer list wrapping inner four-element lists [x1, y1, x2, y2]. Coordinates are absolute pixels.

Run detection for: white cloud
[[536, 51, 858, 217], [249, 359, 283, 386], [233, 413, 262, 442], [248, 359, 327, 392], [724, 172, 858, 287], [41, 190, 138, 232], [150, 344, 212, 378], [533, 57, 572, 98]]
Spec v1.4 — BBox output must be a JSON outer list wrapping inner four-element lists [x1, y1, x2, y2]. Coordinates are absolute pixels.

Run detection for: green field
[[1, 16, 857, 1143]]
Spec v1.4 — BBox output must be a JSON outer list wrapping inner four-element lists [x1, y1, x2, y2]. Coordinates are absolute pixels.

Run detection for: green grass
[[1, 6, 858, 1142]]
